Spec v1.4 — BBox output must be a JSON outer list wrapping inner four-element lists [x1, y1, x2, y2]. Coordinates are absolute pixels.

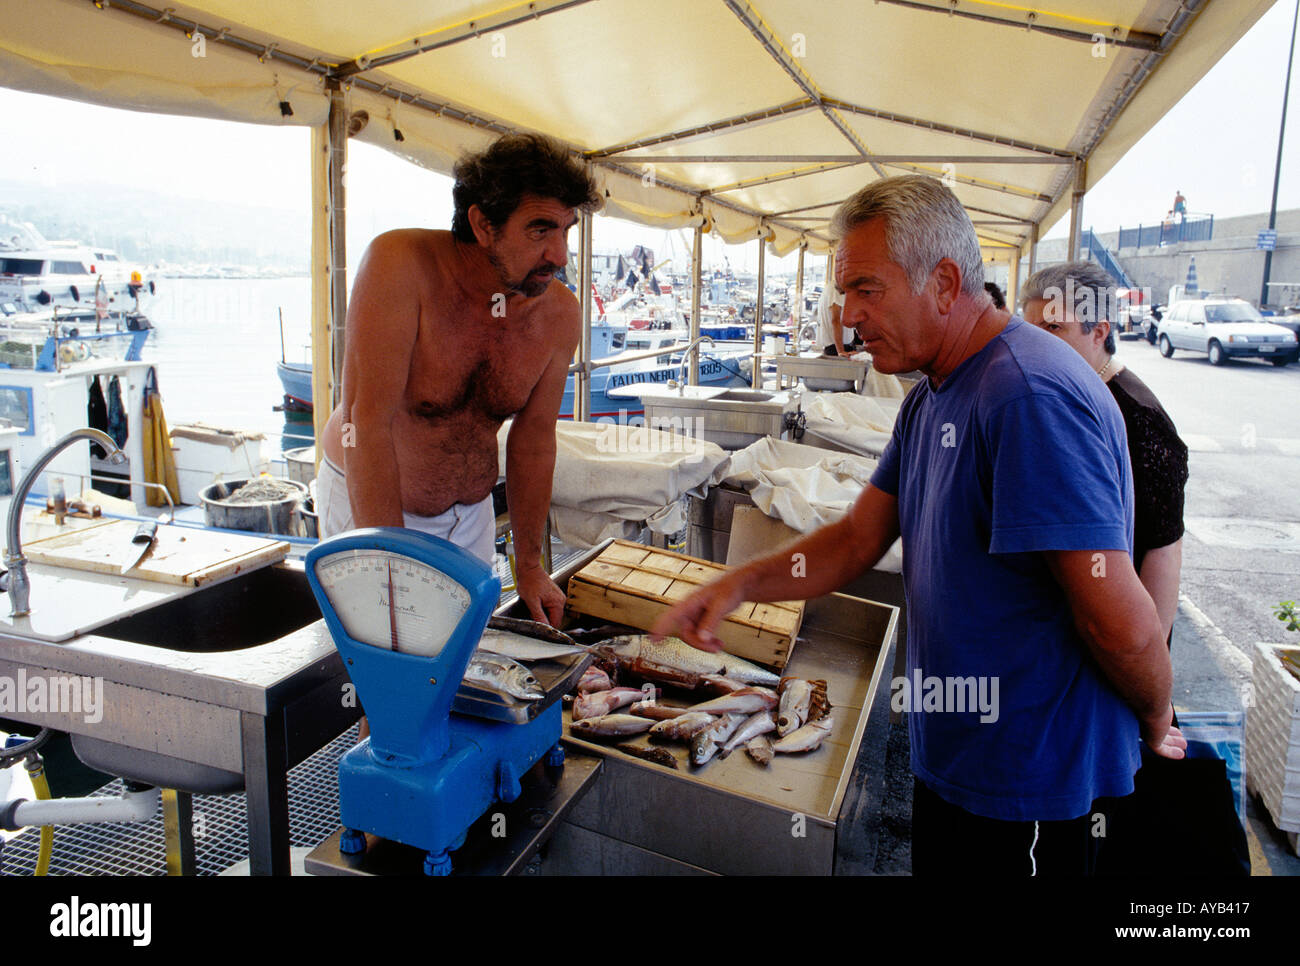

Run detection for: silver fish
[[746, 735, 774, 766], [572, 687, 645, 720], [462, 652, 544, 700], [649, 711, 717, 742], [777, 679, 813, 736], [690, 713, 747, 766], [476, 629, 586, 664], [688, 687, 778, 716], [599, 635, 779, 688], [772, 715, 834, 754], [721, 711, 776, 757], [569, 713, 654, 739]]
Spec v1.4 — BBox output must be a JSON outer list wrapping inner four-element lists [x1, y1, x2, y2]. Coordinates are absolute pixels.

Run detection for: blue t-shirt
[[870, 317, 1141, 821]]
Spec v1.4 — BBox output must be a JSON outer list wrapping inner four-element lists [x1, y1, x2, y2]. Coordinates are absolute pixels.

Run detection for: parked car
[[1156, 298, 1299, 366]]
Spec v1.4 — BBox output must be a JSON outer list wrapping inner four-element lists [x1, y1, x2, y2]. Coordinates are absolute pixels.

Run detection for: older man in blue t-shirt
[[653, 175, 1184, 876]]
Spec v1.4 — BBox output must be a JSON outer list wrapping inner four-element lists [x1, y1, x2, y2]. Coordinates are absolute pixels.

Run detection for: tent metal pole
[[752, 232, 766, 388], [689, 224, 703, 386], [576, 212, 593, 422]]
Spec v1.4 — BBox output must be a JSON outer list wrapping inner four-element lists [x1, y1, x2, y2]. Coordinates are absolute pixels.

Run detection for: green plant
[[1276, 600, 1300, 633]]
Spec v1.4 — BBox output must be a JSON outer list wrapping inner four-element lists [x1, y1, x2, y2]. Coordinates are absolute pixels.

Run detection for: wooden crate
[[564, 539, 803, 669]]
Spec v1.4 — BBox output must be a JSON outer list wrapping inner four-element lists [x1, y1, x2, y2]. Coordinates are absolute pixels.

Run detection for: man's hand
[[515, 566, 566, 627], [1142, 707, 1187, 760], [650, 573, 747, 652]]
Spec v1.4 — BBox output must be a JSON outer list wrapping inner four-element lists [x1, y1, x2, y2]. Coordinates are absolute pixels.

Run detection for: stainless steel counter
[[0, 560, 356, 875]]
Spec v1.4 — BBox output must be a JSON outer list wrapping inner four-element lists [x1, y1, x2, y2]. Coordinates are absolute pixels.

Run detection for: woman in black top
[[1020, 262, 1188, 646]]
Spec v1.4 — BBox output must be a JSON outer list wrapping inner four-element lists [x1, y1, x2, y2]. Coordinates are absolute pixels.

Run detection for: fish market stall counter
[[500, 544, 900, 876]]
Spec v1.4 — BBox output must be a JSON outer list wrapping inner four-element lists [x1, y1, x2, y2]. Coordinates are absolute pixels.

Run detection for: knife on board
[[119, 520, 159, 575]]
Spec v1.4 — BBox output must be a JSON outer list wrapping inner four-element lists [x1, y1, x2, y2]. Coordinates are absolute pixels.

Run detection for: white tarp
[[801, 391, 904, 458], [498, 418, 729, 549], [3, 0, 1276, 260], [717, 436, 902, 572]]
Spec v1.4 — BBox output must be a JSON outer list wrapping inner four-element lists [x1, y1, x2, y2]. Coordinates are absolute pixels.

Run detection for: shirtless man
[[318, 134, 601, 625]]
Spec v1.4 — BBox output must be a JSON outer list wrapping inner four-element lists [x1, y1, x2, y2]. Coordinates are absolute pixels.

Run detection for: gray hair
[[829, 175, 985, 296], [1020, 261, 1118, 355]]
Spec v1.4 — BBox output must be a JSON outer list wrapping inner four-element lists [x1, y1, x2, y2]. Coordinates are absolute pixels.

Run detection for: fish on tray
[[462, 652, 544, 701], [572, 687, 646, 720], [627, 699, 692, 721], [777, 679, 813, 736], [648, 711, 717, 742], [721, 710, 776, 757], [687, 687, 778, 715], [596, 635, 779, 690], [476, 629, 587, 664], [690, 713, 747, 766], [746, 735, 774, 766], [576, 666, 612, 694], [569, 714, 654, 739], [772, 716, 834, 753], [613, 744, 678, 769]]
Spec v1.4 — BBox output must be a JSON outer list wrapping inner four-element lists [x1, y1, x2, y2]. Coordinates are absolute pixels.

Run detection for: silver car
[[1157, 298, 1299, 367]]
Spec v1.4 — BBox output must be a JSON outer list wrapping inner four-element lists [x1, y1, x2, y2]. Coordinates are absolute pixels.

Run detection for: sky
[[1, 0, 1297, 274]]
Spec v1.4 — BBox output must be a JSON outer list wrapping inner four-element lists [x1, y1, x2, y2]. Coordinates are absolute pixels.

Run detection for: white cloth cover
[[716, 437, 902, 573], [800, 391, 903, 458], [498, 419, 730, 549]]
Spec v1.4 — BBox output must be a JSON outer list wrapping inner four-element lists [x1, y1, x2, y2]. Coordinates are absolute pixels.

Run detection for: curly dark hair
[[451, 133, 602, 242]]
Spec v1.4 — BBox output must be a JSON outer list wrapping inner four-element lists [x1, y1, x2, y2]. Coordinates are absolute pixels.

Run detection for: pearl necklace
[[1096, 356, 1114, 380]]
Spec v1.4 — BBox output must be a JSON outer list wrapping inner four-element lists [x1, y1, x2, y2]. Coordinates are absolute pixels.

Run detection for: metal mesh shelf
[[1, 725, 356, 876]]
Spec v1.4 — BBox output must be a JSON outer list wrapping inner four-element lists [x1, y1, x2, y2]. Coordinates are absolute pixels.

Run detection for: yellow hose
[[27, 759, 53, 876]]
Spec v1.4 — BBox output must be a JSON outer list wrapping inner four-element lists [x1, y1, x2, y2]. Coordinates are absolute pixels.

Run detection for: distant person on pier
[[318, 133, 601, 626], [1172, 190, 1187, 221], [815, 280, 860, 356]]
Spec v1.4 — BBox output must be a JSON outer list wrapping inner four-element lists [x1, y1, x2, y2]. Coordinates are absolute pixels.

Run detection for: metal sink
[[642, 387, 801, 450], [710, 389, 776, 404], [93, 564, 323, 652]]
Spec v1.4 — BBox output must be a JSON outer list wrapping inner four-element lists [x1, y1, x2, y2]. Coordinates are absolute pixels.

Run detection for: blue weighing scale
[[305, 528, 568, 876]]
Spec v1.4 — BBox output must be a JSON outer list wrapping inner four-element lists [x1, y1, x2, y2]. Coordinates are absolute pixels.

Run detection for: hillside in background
[[0, 179, 309, 272]]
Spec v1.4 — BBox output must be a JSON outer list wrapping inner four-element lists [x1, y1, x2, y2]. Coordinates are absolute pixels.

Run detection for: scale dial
[[312, 548, 471, 657]]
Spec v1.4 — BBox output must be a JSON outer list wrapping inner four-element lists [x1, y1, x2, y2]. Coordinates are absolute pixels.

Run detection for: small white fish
[[569, 714, 654, 739], [463, 653, 544, 700], [576, 666, 612, 694], [572, 687, 645, 720], [746, 735, 774, 766], [690, 713, 747, 766], [649, 711, 716, 742], [721, 711, 776, 757], [778, 679, 813, 736], [772, 716, 834, 754], [688, 687, 778, 716]]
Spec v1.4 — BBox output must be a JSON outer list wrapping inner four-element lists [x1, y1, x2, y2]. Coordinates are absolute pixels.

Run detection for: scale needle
[[387, 561, 400, 651]]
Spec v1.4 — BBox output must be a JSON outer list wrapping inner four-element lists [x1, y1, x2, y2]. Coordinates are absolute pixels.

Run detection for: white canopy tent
[[1, 0, 1275, 422]]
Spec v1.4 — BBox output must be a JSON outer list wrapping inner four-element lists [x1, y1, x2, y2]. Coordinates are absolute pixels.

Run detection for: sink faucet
[[671, 335, 716, 395], [4, 428, 126, 617]]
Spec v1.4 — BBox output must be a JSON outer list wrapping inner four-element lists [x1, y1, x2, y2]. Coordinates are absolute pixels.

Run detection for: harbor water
[[143, 276, 315, 451]]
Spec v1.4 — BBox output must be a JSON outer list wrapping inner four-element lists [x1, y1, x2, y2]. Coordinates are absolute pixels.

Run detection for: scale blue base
[[336, 705, 562, 874], [305, 527, 563, 876]]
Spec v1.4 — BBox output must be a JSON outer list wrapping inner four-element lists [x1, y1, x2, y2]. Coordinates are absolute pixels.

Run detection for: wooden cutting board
[[22, 519, 290, 586]]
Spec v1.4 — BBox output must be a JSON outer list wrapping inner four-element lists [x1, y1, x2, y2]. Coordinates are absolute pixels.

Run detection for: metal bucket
[[284, 446, 317, 486], [200, 477, 308, 535]]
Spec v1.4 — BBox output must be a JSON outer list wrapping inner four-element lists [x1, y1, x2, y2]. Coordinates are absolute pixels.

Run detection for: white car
[[1157, 299, 1298, 367]]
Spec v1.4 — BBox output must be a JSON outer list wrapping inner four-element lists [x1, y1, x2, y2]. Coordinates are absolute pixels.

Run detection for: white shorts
[[315, 454, 497, 564]]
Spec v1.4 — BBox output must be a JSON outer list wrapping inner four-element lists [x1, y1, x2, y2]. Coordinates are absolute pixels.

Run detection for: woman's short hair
[[1021, 261, 1118, 355], [452, 134, 602, 242], [829, 175, 985, 297]]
